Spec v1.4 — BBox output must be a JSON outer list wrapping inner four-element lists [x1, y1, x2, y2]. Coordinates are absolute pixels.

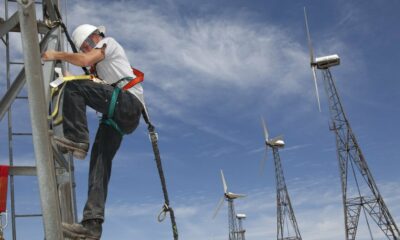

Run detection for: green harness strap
[[101, 87, 125, 136]]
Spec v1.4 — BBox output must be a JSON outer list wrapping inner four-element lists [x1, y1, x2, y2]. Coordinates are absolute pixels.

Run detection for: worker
[[42, 24, 145, 239]]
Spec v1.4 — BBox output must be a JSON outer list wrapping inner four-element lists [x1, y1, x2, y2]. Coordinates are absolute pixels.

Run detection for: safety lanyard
[[122, 68, 144, 90]]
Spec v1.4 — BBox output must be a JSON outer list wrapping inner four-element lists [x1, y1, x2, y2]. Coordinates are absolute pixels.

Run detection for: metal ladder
[[1, 0, 77, 239], [4, 1, 42, 239]]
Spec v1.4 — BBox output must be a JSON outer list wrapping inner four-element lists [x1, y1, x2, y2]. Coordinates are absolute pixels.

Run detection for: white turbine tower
[[213, 170, 246, 240]]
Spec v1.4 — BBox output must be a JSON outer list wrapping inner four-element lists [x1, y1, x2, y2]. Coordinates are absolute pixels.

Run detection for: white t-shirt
[[94, 37, 145, 106]]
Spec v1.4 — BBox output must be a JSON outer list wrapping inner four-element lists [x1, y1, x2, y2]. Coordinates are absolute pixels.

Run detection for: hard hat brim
[[97, 26, 106, 34]]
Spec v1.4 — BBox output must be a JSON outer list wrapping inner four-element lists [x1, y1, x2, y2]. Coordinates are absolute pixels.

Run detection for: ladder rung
[[15, 214, 42, 218], [16, 96, 28, 99], [9, 166, 36, 176], [9, 61, 24, 65], [7, 0, 43, 4], [12, 133, 32, 136]]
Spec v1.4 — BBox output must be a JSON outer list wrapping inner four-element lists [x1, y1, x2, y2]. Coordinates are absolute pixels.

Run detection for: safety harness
[[99, 67, 144, 136]]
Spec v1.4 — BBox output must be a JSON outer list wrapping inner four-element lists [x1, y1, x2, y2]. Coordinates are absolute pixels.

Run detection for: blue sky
[[0, 0, 400, 239]]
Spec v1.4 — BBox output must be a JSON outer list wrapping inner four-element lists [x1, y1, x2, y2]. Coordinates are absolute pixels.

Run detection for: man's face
[[80, 33, 98, 53], [80, 40, 92, 53]]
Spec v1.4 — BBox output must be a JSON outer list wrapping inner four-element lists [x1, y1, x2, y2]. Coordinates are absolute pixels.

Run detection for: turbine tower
[[213, 169, 246, 240], [261, 118, 302, 240], [236, 213, 247, 240], [304, 8, 400, 240]]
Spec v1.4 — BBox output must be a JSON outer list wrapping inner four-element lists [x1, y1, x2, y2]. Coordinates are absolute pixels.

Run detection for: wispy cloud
[[281, 143, 312, 152], [247, 146, 265, 154], [66, 0, 315, 123]]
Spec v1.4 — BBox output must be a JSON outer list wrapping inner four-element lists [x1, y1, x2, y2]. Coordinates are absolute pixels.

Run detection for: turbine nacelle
[[314, 54, 340, 69], [266, 135, 285, 148], [225, 192, 246, 200], [236, 213, 246, 219], [261, 117, 285, 148]]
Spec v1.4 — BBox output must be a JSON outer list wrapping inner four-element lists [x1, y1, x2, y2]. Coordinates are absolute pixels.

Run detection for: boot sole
[[62, 223, 97, 239], [62, 228, 87, 239], [54, 139, 87, 160]]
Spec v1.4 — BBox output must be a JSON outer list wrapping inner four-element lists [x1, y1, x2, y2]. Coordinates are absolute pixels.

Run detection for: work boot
[[57, 144, 88, 160], [82, 219, 102, 239], [62, 219, 102, 240], [54, 136, 89, 160], [62, 222, 89, 239]]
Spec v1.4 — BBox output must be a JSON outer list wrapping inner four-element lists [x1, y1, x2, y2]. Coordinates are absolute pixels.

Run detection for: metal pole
[[17, 1, 63, 239]]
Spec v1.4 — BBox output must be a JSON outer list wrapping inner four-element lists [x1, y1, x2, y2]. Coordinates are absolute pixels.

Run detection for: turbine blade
[[312, 66, 322, 112], [304, 7, 314, 64], [212, 196, 225, 219], [259, 149, 268, 175], [221, 169, 228, 193], [261, 116, 269, 141]]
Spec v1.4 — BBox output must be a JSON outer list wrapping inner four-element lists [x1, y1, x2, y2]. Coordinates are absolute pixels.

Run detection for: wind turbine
[[213, 170, 246, 240], [259, 117, 284, 174], [304, 8, 340, 112], [304, 7, 400, 240], [261, 117, 302, 240]]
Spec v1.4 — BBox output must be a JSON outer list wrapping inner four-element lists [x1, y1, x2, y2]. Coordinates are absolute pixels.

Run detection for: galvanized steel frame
[[227, 199, 240, 240], [272, 147, 302, 240], [1, 0, 77, 239], [322, 68, 400, 240]]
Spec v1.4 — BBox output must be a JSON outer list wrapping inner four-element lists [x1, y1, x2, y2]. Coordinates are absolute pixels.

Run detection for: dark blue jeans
[[62, 80, 143, 222]]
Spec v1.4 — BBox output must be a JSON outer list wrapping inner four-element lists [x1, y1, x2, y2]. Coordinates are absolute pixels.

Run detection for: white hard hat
[[71, 24, 106, 50]]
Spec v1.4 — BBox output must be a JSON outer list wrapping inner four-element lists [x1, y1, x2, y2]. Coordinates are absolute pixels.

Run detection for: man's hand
[[42, 50, 58, 61]]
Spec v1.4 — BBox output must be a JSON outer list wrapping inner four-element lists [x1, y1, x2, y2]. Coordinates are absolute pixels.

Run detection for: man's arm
[[42, 48, 105, 67]]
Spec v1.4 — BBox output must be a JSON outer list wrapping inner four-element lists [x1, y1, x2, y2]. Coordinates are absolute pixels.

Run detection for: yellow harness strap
[[50, 75, 93, 125], [62, 75, 93, 81]]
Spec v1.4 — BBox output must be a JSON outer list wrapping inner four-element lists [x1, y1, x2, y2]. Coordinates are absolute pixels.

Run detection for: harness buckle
[[50, 67, 64, 88], [44, 19, 61, 28], [157, 203, 170, 222]]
